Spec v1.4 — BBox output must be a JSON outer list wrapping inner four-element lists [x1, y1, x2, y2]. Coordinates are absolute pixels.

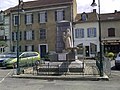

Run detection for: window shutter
[[45, 12, 47, 22], [39, 29, 41, 39], [63, 10, 65, 20], [17, 15, 19, 25], [19, 46, 21, 52], [25, 46, 27, 51], [94, 28, 96, 37], [12, 15, 14, 26], [32, 14, 33, 23], [12, 46, 15, 52], [25, 14, 27, 24], [20, 31, 22, 40], [12, 32, 14, 41], [55, 11, 57, 21], [32, 45, 34, 51], [24, 31, 26, 40], [87, 29, 90, 37], [16, 32, 17, 41], [82, 29, 84, 38], [75, 29, 77, 38], [32, 31, 34, 40]]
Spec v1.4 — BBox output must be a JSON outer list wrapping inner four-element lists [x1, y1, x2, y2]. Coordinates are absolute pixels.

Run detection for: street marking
[[0, 70, 12, 83]]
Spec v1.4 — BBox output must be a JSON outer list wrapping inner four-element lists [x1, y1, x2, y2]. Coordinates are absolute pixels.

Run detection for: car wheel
[[13, 63, 17, 68], [115, 65, 119, 70], [35, 60, 40, 66]]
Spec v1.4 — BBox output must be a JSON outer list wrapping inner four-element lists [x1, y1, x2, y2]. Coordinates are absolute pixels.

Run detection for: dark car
[[115, 52, 120, 69]]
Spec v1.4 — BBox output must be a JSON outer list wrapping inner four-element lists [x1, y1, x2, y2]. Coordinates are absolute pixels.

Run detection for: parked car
[[0, 52, 17, 66], [115, 52, 120, 69], [2, 52, 40, 68]]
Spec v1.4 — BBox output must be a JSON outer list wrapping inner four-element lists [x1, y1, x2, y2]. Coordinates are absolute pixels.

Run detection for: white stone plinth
[[58, 53, 68, 61]]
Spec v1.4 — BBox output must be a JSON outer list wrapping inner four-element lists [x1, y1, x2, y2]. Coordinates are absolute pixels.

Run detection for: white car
[[115, 52, 120, 69]]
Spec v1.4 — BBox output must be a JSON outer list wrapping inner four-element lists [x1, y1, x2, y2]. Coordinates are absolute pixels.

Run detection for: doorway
[[85, 46, 89, 57], [39, 44, 48, 58]]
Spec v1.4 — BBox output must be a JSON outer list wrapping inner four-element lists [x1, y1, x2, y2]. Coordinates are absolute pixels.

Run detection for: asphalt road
[[0, 60, 120, 90]]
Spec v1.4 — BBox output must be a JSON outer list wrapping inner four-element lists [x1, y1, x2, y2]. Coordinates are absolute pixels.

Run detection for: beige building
[[9, 0, 77, 57], [101, 10, 120, 54]]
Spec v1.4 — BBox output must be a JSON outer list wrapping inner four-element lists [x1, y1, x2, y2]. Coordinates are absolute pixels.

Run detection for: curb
[[97, 74, 109, 81], [11, 74, 109, 81]]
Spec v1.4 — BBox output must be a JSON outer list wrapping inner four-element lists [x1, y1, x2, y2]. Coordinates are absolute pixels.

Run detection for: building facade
[[0, 10, 10, 53], [74, 9, 99, 58], [9, 0, 77, 57], [101, 10, 120, 54]]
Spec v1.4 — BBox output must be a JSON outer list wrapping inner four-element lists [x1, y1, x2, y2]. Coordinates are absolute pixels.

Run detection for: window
[[12, 46, 16, 52], [39, 11, 47, 23], [22, 52, 37, 57], [0, 47, 5, 53], [77, 44, 83, 54], [25, 13, 33, 24], [81, 12, 88, 21], [27, 52, 38, 57], [0, 28, 5, 36], [40, 29, 46, 39], [12, 46, 21, 52], [87, 28, 96, 37], [12, 32, 17, 41], [12, 32, 22, 41], [20, 31, 22, 40], [25, 45, 34, 51], [108, 28, 115, 37], [55, 9, 65, 22], [24, 31, 34, 40], [90, 43, 97, 54], [14, 15, 19, 26], [75, 28, 84, 38]]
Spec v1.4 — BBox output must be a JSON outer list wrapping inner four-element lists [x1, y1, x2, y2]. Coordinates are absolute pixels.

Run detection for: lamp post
[[91, 0, 103, 77], [16, 0, 23, 75]]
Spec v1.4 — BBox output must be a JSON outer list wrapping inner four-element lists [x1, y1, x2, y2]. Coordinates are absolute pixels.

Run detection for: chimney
[[114, 10, 117, 14], [93, 9, 96, 13]]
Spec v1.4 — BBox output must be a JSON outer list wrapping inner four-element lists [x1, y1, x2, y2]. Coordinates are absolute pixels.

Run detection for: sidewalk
[[11, 66, 109, 81], [12, 74, 109, 81]]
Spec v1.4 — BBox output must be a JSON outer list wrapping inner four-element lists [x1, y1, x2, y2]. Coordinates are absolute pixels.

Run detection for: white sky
[[0, 0, 120, 13]]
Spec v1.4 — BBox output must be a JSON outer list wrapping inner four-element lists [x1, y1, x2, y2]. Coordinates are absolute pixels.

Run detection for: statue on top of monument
[[63, 28, 72, 50]]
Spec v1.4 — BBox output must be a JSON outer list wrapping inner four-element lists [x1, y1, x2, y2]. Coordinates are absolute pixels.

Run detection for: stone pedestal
[[49, 53, 58, 62], [58, 53, 67, 61], [66, 51, 75, 61], [49, 52, 76, 62], [49, 47, 78, 62]]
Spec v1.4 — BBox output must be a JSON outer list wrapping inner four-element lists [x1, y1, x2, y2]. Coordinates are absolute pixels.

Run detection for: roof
[[74, 10, 120, 24], [100, 11, 120, 21], [10, 0, 73, 11], [74, 10, 98, 24]]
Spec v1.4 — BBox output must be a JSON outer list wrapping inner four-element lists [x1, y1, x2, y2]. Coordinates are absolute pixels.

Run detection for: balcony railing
[[0, 36, 7, 41]]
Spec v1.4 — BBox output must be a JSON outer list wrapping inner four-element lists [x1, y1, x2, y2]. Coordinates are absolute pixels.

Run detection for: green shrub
[[107, 52, 114, 60]]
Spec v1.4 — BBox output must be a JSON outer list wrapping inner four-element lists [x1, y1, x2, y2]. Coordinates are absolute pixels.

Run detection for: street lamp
[[91, 0, 103, 77], [16, 0, 23, 75]]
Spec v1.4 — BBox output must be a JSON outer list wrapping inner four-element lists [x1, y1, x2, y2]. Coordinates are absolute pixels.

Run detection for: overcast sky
[[0, 0, 120, 13]]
